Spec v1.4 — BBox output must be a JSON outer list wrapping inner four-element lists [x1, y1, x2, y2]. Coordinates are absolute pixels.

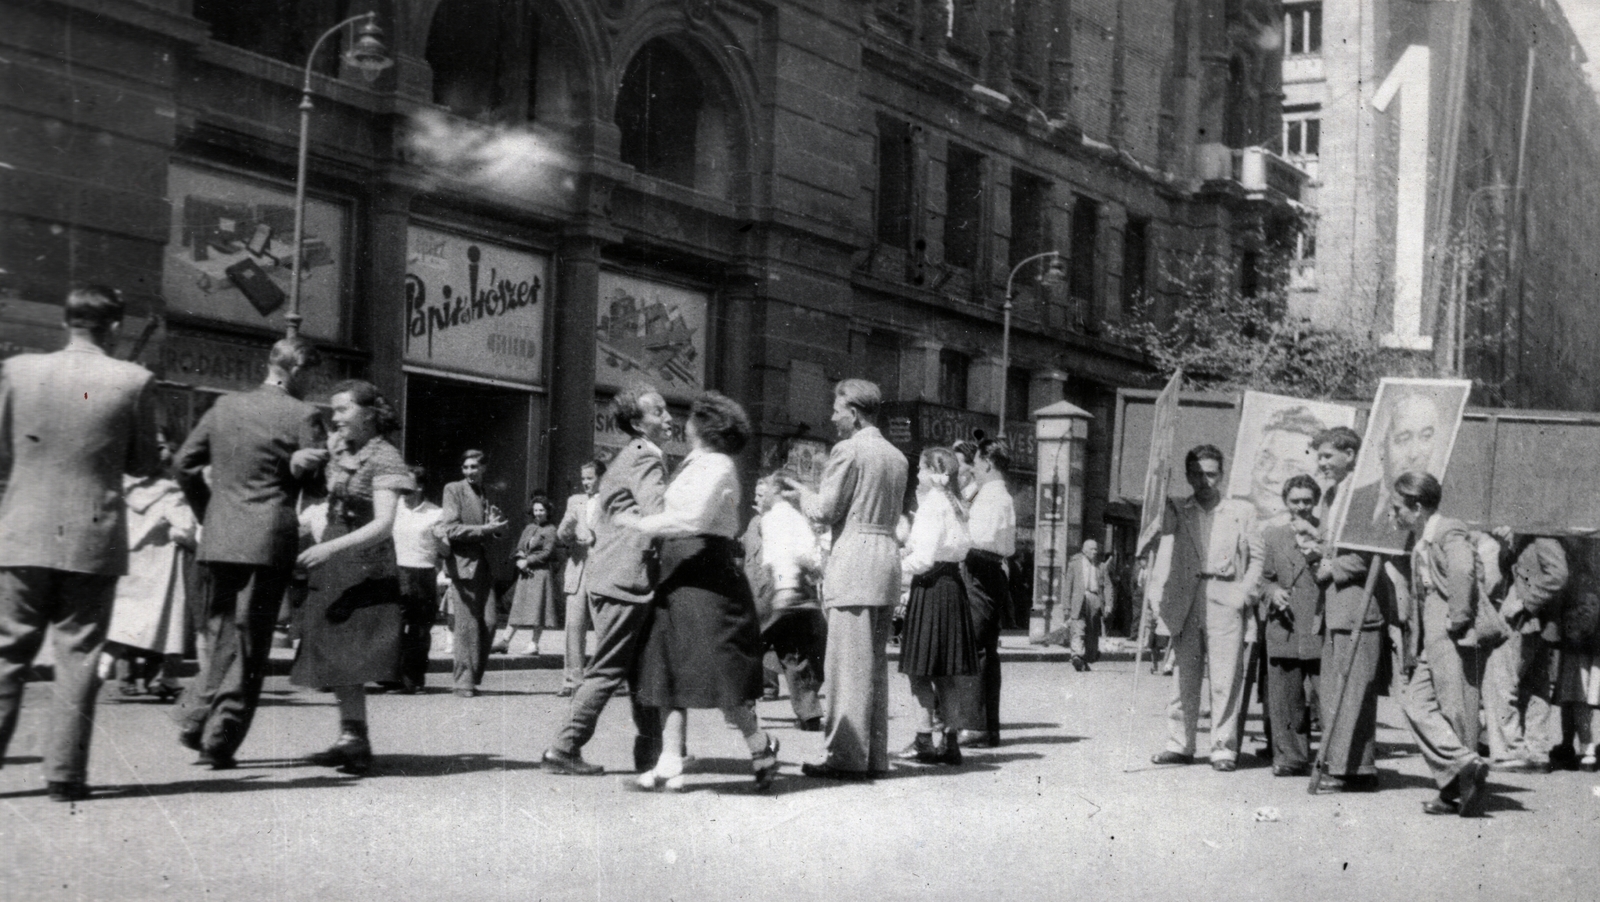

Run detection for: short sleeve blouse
[[329, 436, 415, 505]]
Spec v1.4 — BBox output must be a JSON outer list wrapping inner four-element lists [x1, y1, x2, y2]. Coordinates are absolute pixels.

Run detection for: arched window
[[616, 40, 703, 188]]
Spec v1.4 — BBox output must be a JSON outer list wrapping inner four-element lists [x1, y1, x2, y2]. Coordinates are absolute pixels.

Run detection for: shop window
[[1284, 3, 1322, 56], [944, 143, 985, 270], [1005, 365, 1031, 424], [1122, 217, 1149, 309], [938, 348, 970, 408], [195, 0, 354, 73], [617, 41, 703, 189], [1009, 170, 1050, 271], [1070, 197, 1099, 324], [876, 115, 915, 249]]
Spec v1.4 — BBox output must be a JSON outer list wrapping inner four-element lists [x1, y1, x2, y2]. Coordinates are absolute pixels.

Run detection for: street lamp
[[998, 250, 1068, 438], [286, 12, 393, 337]]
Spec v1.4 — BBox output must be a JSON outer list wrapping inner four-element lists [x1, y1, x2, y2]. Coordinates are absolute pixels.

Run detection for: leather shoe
[[1070, 655, 1090, 672], [957, 729, 999, 748], [1272, 764, 1310, 777], [1316, 774, 1378, 793], [556, 686, 575, 698], [542, 748, 604, 776], [1421, 797, 1460, 815], [47, 781, 89, 803], [198, 750, 237, 771], [797, 717, 823, 732], [1151, 751, 1195, 766], [1211, 758, 1237, 773], [1456, 758, 1490, 818], [800, 762, 874, 781], [178, 728, 203, 753]]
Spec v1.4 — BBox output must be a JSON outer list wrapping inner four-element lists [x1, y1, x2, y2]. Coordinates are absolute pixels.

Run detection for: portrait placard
[[1227, 392, 1357, 523], [1332, 378, 1471, 553]]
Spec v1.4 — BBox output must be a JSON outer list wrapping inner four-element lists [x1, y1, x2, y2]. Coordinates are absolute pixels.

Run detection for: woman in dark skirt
[[292, 380, 416, 776], [623, 391, 779, 791], [898, 445, 977, 766], [504, 494, 560, 655]]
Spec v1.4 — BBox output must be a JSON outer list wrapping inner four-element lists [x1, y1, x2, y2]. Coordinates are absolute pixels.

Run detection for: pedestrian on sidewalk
[[555, 461, 604, 698], [898, 446, 976, 766], [541, 386, 668, 776], [959, 439, 1014, 747], [173, 335, 327, 772], [292, 381, 415, 775], [435, 450, 507, 697], [785, 379, 908, 781], [0, 285, 161, 802], [754, 473, 827, 732], [390, 466, 444, 693], [503, 494, 560, 656], [626, 392, 779, 792]]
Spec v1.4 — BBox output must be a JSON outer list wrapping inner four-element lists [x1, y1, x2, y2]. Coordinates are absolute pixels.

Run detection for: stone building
[[1280, 0, 1600, 408], [1, 0, 1300, 595]]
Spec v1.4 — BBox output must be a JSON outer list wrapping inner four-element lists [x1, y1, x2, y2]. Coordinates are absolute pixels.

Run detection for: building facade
[[2, 0, 1300, 593], [1281, 0, 1600, 409]]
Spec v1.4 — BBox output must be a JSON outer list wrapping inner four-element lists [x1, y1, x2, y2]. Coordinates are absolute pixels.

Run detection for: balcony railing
[[1194, 144, 1311, 204]]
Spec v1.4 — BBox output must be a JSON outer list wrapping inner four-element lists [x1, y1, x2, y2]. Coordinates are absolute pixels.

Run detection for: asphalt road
[[1, 647, 1596, 902]]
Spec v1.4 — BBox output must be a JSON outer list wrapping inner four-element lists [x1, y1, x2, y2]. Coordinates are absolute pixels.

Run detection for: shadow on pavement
[[0, 773, 360, 802], [375, 753, 547, 777]]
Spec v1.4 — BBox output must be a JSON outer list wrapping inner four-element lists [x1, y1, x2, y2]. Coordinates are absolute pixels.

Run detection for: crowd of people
[[3, 285, 1596, 814], [1143, 429, 1600, 818], [0, 286, 1031, 800]]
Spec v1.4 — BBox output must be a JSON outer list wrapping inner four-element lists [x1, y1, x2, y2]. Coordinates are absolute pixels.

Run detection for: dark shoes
[[542, 748, 604, 776], [1151, 751, 1195, 766], [1071, 656, 1091, 672], [1272, 764, 1310, 777], [307, 737, 373, 776], [178, 728, 203, 753], [556, 686, 575, 698], [198, 750, 237, 771], [1456, 758, 1490, 818], [797, 717, 823, 732], [1549, 746, 1580, 771], [800, 762, 875, 781], [897, 734, 935, 761], [47, 781, 89, 803], [1316, 774, 1379, 793], [1421, 797, 1461, 815], [1211, 759, 1237, 773]]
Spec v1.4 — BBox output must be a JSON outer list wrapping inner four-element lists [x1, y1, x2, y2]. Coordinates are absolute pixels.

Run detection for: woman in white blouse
[[897, 445, 978, 765], [623, 392, 780, 791]]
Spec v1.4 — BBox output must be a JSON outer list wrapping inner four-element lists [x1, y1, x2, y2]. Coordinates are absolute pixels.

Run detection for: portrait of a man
[[1228, 392, 1357, 524], [1332, 378, 1472, 553]]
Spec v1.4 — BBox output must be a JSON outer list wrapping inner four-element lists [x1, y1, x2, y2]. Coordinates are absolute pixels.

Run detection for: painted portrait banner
[[1136, 369, 1183, 557], [1227, 391, 1358, 524], [163, 163, 347, 340], [403, 226, 547, 385], [596, 272, 707, 399], [1332, 377, 1472, 553]]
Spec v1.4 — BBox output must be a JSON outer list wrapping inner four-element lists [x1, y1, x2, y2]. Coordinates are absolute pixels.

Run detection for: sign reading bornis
[[404, 225, 547, 385]]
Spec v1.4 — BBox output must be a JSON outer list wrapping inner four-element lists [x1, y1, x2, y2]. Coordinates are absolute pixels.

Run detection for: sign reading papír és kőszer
[[404, 225, 548, 384]]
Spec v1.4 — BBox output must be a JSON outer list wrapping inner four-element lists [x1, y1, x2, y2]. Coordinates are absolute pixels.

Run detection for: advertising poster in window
[[162, 163, 347, 340], [403, 226, 548, 385], [595, 272, 707, 399]]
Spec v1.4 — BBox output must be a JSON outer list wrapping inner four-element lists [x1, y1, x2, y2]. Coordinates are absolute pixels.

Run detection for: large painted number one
[[1373, 44, 1433, 351]]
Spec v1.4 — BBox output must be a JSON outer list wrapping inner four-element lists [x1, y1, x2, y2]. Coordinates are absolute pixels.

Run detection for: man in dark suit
[[542, 387, 668, 775], [1394, 471, 1494, 817], [1257, 474, 1325, 776], [1312, 425, 1390, 792], [1054, 539, 1109, 671], [435, 449, 507, 697], [172, 336, 327, 769], [0, 285, 160, 802]]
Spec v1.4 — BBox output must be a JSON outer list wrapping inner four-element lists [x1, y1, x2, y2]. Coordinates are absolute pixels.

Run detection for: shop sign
[[880, 401, 1038, 472], [161, 329, 359, 403], [163, 163, 347, 340], [596, 272, 707, 400], [404, 226, 547, 385]]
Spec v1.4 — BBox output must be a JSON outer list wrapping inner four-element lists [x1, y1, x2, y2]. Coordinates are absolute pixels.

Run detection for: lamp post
[[999, 250, 1067, 438], [286, 12, 393, 337]]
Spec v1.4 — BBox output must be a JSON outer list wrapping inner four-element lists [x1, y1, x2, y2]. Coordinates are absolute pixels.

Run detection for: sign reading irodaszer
[[404, 225, 547, 384]]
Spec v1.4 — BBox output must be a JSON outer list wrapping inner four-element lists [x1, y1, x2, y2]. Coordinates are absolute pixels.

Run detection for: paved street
[[1, 642, 1597, 902]]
